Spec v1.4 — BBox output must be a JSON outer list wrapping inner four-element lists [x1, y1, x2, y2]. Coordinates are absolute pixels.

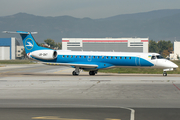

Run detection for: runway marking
[[32, 116, 91, 120], [105, 118, 121, 120], [120, 107, 135, 120], [32, 116, 120, 120], [172, 82, 180, 91], [54, 68, 73, 73]]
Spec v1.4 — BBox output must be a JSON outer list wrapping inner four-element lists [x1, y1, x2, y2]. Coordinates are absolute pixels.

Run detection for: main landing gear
[[89, 71, 97, 75], [72, 67, 98, 76], [72, 67, 80, 76], [163, 71, 167, 76]]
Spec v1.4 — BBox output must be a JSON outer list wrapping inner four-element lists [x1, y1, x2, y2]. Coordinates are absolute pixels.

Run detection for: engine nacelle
[[30, 50, 57, 60]]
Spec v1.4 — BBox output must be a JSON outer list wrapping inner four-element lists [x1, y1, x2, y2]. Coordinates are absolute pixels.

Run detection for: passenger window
[[62, 55, 64, 58], [124, 57, 126, 59], [97, 56, 99, 59], [67, 55, 69, 58], [120, 57, 122, 59], [93, 56, 95, 59], [111, 56, 113, 59], [71, 56, 73, 58], [84, 56, 86, 58], [151, 56, 156, 60], [102, 56, 104, 59], [75, 56, 77, 58], [129, 57, 131, 59], [79, 56, 81, 58], [115, 57, 117, 59], [106, 56, 108, 59]]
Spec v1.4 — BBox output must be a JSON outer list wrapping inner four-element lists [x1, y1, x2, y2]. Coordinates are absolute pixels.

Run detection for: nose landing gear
[[163, 71, 167, 76]]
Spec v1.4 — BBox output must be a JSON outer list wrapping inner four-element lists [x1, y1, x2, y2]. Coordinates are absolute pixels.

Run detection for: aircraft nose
[[164, 60, 178, 69], [173, 63, 178, 68]]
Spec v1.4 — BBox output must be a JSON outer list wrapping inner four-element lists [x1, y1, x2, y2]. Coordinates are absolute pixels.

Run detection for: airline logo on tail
[[25, 38, 34, 50]]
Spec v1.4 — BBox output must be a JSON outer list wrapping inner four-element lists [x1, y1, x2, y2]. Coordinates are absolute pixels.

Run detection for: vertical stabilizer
[[3, 31, 50, 54]]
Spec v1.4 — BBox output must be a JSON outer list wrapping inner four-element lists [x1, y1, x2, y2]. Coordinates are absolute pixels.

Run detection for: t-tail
[[3, 31, 50, 54], [3, 31, 57, 61]]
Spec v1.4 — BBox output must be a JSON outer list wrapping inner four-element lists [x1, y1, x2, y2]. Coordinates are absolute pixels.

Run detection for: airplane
[[3, 31, 178, 76]]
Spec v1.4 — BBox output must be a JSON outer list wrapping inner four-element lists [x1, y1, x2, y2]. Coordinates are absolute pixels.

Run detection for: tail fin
[[3, 31, 50, 53]]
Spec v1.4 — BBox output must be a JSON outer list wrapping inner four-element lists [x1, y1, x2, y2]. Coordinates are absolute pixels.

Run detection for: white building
[[16, 46, 24, 58], [62, 38, 149, 53], [0, 37, 19, 60], [170, 41, 180, 60]]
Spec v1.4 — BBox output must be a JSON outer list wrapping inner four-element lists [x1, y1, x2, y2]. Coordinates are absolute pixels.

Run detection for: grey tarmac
[[0, 64, 180, 120]]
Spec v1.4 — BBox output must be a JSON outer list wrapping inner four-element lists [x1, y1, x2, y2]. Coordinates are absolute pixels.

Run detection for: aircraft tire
[[89, 71, 95, 75], [72, 71, 79, 76], [163, 72, 167, 76]]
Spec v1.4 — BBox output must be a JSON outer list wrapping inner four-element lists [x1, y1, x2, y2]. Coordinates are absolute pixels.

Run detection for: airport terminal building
[[62, 38, 149, 52], [0, 37, 23, 60]]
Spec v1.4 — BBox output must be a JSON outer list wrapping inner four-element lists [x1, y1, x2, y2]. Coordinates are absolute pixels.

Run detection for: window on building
[[18, 50, 20, 52]]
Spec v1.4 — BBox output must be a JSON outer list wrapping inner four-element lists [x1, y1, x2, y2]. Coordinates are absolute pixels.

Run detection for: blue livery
[[3, 31, 178, 76]]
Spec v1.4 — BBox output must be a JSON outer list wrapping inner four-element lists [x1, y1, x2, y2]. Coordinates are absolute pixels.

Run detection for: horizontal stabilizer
[[2, 31, 37, 34]]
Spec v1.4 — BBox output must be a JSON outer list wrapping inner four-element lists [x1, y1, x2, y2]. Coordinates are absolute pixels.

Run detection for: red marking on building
[[141, 40, 148, 42], [82, 40, 128, 42], [62, 40, 69, 42]]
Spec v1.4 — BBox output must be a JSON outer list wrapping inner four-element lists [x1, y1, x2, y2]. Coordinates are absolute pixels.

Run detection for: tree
[[161, 50, 169, 58], [149, 40, 158, 53], [149, 40, 173, 57], [44, 39, 62, 49]]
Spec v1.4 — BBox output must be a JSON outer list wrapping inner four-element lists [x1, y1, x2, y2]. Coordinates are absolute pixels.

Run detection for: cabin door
[[135, 55, 141, 66]]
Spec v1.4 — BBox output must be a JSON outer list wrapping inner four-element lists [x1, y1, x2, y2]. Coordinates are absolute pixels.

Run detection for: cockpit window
[[156, 55, 164, 59], [151, 56, 156, 60]]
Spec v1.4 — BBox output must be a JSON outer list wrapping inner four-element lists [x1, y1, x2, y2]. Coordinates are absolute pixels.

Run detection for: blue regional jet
[[3, 31, 178, 76]]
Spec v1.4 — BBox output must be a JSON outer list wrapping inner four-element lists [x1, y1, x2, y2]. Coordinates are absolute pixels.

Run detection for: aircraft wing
[[42, 62, 98, 68]]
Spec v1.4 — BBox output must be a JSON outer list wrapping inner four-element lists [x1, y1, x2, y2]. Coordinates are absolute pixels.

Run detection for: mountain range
[[0, 9, 180, 44]]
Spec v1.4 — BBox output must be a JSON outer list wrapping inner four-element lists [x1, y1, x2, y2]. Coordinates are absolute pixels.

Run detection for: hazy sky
[[1, 0, 180, 19]]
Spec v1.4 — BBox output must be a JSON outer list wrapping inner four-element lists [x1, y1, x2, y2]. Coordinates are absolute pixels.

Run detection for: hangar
[[62, 38, 148, 52], [0, 37, 19, 60]]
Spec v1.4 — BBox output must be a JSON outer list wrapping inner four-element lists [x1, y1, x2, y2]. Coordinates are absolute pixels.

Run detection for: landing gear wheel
[[163, 72, 167, 76], [89, 71, 96, 75], [72, 71, 79, 76]]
